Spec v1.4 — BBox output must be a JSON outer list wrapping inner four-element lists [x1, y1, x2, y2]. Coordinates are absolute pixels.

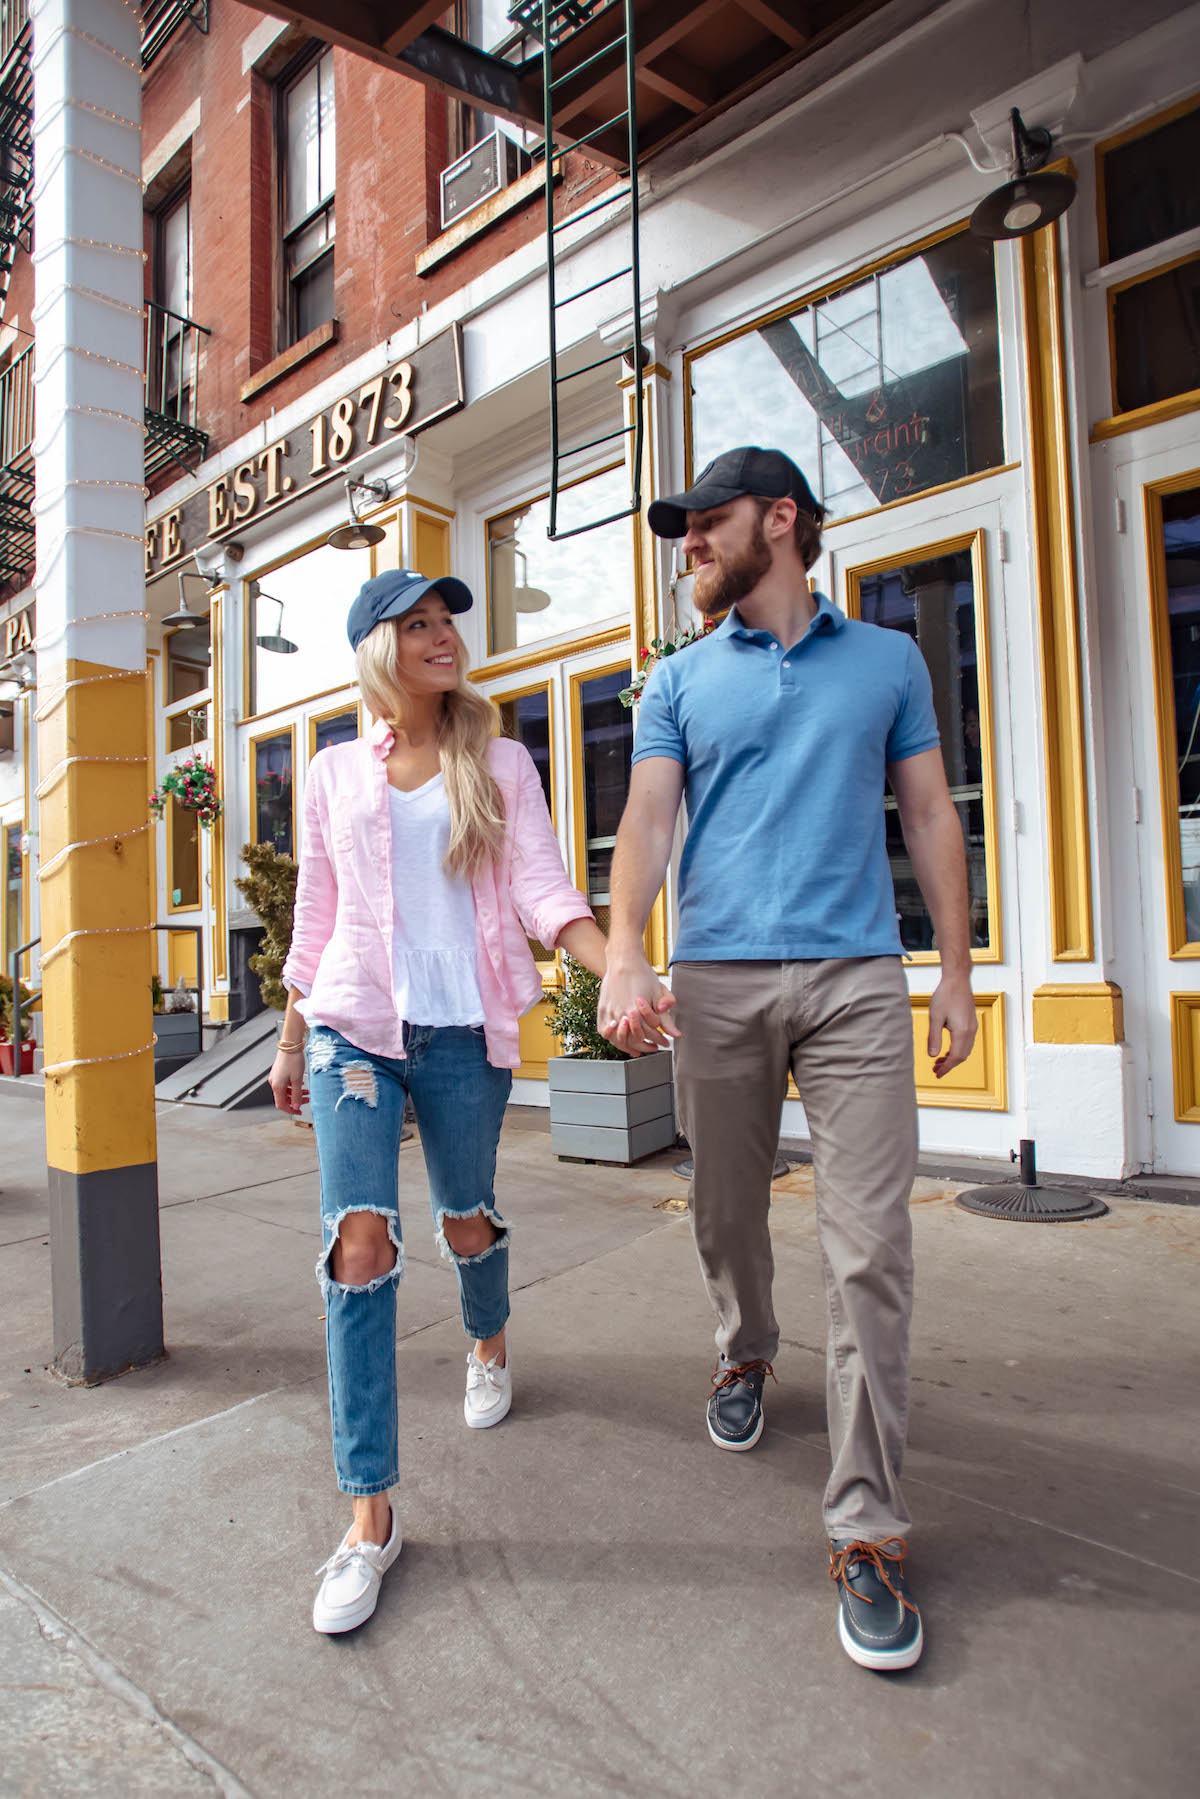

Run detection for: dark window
[[578, 669, 632, 936], [1112, 258, 1200, 414], [254, 732, 294, 857], [498, 689, 551, 813], [150, 184, 194, 418], [858, 548, 990, 954], [312, 709, 357, 755], [280, 48, 335, 347], [690, 230, 1004, 522], [1159, 484, 1200, 941], [1101, 101, 1200, 264], [169, 797, 201, 910]]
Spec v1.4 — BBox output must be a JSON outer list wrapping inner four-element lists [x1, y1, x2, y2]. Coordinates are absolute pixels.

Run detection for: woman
[[269, 567, 607, 1635]]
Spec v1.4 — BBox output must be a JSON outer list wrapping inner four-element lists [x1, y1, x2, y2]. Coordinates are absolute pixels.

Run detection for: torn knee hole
[[333, 1062, 379, 1110], [436, 1205, 508, 1264], [321, 1208, 403, 1290]]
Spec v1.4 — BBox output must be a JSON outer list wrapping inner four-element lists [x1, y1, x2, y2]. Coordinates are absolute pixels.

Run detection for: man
[[598, 446, 977, 1672]]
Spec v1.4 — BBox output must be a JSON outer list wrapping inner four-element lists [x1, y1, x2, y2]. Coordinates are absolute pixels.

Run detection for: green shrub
[[0, 972, 30, 1043], [545, 957, 625, 1061]]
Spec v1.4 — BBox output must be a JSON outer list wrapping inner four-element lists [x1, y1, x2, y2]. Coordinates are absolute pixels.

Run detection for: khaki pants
[[671, 957, 918, 1542]]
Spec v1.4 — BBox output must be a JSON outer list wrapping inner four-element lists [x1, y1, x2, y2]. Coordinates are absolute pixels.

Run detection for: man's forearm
[[607, 813, 674, 966], [904, 805, 972, 974]]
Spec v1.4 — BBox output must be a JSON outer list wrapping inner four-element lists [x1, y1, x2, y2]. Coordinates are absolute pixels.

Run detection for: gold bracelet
[[277, 1038, 306, 1053]]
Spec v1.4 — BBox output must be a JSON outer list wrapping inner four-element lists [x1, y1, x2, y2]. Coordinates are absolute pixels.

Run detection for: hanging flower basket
[[150, 755, 221, 828], [619, 618, 717, 708]]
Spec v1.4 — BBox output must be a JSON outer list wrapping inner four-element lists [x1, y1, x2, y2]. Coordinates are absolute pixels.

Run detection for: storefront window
[[312, 708, 358, 756], [1111, 259, 1200, 415], [166, 627, 210, 751], [248, 542, 369, 718], [1157, 484, 1200, 943], [576, 668, 632, 934], [168, 796, 200, 910], [1100, 99, 1200, 264], [497, 688, 551, 812], [853, 544, 991, 954], [487, 465, 634, 655], [3, 824, 20, 968], [689, 228, 1003, 521], [253, 730, 294, 857]]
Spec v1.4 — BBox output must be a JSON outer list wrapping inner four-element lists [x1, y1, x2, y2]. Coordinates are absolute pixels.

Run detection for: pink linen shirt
[[281, 718, 593, 1068]]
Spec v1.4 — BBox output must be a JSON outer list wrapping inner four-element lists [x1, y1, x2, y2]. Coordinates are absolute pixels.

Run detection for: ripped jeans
[[307, 1023, 513, 1495]]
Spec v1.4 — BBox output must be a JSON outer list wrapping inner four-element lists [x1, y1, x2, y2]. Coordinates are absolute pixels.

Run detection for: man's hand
[[598, 956, 680, 1056], [927, 972, 977, 1078]]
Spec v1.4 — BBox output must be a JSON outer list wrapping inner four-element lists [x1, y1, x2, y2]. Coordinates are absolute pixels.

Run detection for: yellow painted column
[[34, 0, 162, 1383]]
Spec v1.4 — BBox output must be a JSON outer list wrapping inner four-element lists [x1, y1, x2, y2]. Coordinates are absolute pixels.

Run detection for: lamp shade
[[327, 519, 385, 550], [970, 168, 1077, 240]]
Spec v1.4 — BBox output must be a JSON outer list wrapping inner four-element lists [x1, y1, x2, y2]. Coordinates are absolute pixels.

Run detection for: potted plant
[[149, 754, 222, 828], [0, 971, 34, 1076], [545, 957, 675, 1165]]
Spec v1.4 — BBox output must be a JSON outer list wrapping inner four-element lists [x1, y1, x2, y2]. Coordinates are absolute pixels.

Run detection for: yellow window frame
[[1145, 467, 1200, 958]]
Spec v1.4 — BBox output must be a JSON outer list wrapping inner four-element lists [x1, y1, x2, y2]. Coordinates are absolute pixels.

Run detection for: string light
[[42, 1040, 157, 1078], [35, 96, 139, 134], [31, 239, 146, 263], [29, 19, 141, 77], [33, 408, 146, 459], [33, 144, 144, 196], [39, 922, 151, 971], [36, 753, 147, 803], [38, 820, 151, 882], [31, 480, 148, 518], [33, 340, 143, 383], [33, 609, 151, 653], [34, 666, 147, 722], [32, 285, 144, 320]]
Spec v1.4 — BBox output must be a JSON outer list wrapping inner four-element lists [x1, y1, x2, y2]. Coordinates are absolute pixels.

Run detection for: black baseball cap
[[647, 446, 824, 538], [346, 568, 473, 651]]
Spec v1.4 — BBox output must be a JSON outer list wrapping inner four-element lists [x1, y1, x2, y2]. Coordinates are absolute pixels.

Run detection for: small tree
[[545, 956, 625, 1061], [234, 841, 298, 1012]]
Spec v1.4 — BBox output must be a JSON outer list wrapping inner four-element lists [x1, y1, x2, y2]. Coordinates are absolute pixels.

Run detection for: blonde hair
[[356, 615, 506, 878]]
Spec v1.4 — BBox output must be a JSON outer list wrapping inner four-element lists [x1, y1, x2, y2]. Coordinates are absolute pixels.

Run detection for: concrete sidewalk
[[0, 1092, 1196, 1798]]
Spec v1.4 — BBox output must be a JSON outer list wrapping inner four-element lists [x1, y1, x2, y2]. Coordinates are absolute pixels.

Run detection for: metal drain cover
[[955, 1181, 1109, 1222]]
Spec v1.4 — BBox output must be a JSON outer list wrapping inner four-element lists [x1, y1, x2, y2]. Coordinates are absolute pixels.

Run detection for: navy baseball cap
[[346, 569, 473, 650], [647, 447, 824, 538]]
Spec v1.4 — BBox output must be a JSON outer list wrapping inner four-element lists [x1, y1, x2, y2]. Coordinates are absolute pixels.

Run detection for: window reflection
[[3, 826, 21, 970], [857, 547, 989, 953], [488, 465, 633, 655], [249, 542, 368, 717], [578, 669, 632, 935], [691, 231, 1003, 521], [312, 709, 358, 756], [497, 689, 552, 813], [169, 797, 200, 910], [254, 731, 294, 857], [1161, 485, 1200, 940]]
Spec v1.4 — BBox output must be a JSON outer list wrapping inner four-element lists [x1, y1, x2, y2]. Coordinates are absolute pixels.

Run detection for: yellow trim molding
[[843, 527, 1002, 965], [470, 623, 630, 686], [1144, 465, 1200, 957], [1170, 992, 1200, 1121], [307, 699, 361, 762], [1090, 387, 1200, 442], [1032, 982, 1123, 1044], [912, 991, 1007, 1110], [1021, 222, 1093, 961]]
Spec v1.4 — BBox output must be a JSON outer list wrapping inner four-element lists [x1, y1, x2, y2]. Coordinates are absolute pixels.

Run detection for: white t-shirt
[[387, 775, 484, 1028]]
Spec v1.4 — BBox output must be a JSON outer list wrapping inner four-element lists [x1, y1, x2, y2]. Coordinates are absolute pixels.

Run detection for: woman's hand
[[269, 1047, 307, 1115]]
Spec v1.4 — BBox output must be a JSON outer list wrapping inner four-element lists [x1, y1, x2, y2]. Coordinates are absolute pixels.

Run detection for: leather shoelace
[[828, 1536, 918, 1615], [710, 1358, 777, 1392]]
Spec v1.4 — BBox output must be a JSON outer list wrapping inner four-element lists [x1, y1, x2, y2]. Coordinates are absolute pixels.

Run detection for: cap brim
[[646, 483, 747, 537], [377, 574, 474, 623]]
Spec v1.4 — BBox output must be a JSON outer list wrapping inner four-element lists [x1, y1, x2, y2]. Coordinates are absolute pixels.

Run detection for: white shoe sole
[[464, 1384, 512, 1429], [837, 1605, 924, 1671], [707, 1410, 764, 1451]]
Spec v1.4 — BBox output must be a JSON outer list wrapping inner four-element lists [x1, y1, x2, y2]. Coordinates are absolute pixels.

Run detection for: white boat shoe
[[312, 1507, 402, 1635], [464, 1345, 512, 1429]]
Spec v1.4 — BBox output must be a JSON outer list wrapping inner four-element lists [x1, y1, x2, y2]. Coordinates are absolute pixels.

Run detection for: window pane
[[318, 50, 336, 200], [858, 548, 989, 952], [313, 709, 358, 755], [168, 708, 207, 752], [167, 630, 209, 705], [160, 190, 191, 318], [579, 668, 632, 933], [488, 465, 633, 654], [1160, 485, 1200, 941], [1112, 260, 1200, 414], [170, 796, 200, 908], [4, 828, 20, 967], [254, 733, 294, 858], [250, 542, 367, 716], [285, 61, 320, 229], [293, 250, 334, 340], [690, 231, 1003, 522], [1102, 104, 1200, 263], [498, 689, 551, 812]]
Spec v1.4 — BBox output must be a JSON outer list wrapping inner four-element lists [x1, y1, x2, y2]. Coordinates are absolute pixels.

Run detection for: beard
[[692, 518, 772, 617]]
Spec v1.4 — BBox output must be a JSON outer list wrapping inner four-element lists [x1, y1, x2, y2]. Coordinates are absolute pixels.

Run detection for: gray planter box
[[153, 1009, 203, 1078], [547, 1051, 675, 1165]]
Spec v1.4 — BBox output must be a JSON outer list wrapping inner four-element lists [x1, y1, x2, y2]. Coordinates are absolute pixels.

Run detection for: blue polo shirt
[[632, 593, 940, 961]]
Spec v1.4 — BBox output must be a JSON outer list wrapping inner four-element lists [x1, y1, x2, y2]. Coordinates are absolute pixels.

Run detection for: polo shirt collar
[[716, 591, 845, 644]]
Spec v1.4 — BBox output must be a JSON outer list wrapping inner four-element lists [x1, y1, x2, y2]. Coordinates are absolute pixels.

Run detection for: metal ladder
[[531, 0, 646, 540]]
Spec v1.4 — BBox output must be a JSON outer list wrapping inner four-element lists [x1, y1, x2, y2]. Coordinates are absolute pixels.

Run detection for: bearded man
[[597, 446, 977, 1672]]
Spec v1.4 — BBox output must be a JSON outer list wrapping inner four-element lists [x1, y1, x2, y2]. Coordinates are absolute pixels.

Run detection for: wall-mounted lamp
[[162, 569, 212, 630], [249, 581, 298, 655], [327, 476, 390, 551], [970, 107, 1076, 240]]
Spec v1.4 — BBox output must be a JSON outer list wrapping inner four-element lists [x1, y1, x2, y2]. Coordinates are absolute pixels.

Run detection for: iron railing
[[144, 300, 211, 480], [142, 0, 209, 71], [0, 0, 28, 75], [0, 339, 32, 463]]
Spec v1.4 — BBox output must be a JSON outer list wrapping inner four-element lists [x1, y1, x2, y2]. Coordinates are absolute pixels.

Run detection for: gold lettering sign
[[144, 325, 464, 578], [3, 604, 34, 659]]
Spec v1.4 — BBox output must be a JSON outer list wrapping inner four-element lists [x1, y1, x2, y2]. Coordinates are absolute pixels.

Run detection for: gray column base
[[48, 1162, 164, 1385]]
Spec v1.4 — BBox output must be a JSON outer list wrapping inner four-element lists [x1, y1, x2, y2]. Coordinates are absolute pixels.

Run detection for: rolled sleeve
[[631, 663, 685, 766], [507, 743, 593, 950], [280, 770, 338, 993], [886, 638, 941, 763]]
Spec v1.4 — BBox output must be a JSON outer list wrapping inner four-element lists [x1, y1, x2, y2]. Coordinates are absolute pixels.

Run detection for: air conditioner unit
[[440, 130, 532, 230]]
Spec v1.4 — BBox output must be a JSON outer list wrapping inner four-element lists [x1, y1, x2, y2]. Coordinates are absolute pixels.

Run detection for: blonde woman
[[270, 569, 607, 1635]]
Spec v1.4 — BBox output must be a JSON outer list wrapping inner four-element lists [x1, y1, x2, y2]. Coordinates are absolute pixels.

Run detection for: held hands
[[598, 958, 681, 1057], [269, 1047, 308, 1115], [927, 972, 977, 1079]]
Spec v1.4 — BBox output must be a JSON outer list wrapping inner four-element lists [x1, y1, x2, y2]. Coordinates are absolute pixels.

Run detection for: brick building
[[3, 0, 1200, 1179]]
